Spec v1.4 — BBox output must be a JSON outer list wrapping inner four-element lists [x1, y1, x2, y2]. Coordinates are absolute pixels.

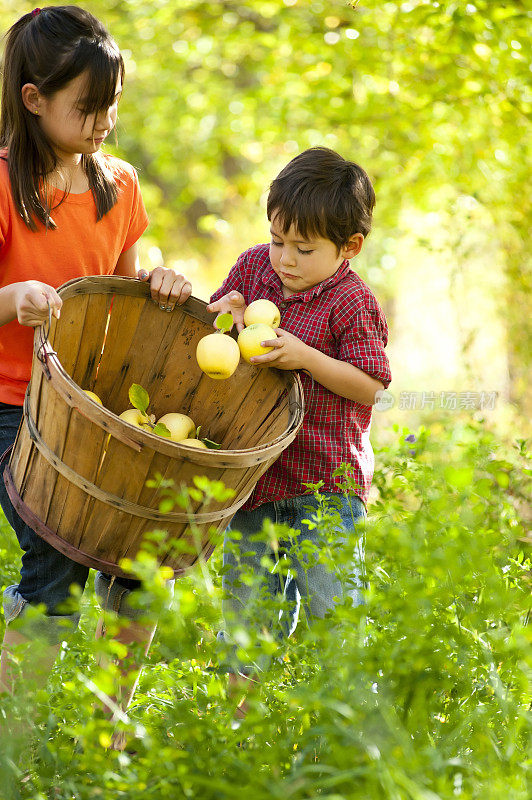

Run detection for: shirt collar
[[261, 259, 352, 302]]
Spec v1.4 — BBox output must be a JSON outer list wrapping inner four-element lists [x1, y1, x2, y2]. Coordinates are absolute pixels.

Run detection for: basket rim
[[34, 276, 305, 464], [57, 274, 221, 329]]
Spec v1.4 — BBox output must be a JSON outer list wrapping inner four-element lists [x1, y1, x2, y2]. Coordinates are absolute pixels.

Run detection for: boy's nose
[[281, 248, 296, 267]]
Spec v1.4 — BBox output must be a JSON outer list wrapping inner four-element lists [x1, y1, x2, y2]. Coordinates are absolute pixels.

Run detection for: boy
[[207, 146, 391, 708]]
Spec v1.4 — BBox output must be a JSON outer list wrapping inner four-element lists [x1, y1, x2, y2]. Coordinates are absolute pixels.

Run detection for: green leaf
[[153, 422, 171, 438], [202, 438, 221, 449], [444, 466, 474, 489], [495, 471, 510, 488], [129, 383, 149, 415], [214, 313, 233, 333]]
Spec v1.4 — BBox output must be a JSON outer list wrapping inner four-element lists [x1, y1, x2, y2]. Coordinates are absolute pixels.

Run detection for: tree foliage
[[0, 1, 530, 405]]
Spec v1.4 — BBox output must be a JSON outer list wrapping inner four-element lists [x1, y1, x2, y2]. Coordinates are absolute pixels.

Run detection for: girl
[[0, 6, 192, 750]]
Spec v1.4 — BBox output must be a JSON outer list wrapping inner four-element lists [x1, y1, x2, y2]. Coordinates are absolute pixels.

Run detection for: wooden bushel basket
[[3, 276, 304, 579]]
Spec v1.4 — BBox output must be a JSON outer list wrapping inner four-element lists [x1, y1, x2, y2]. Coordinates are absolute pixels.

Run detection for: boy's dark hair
[[267, 146, 375, 251], [0, 6, 124, 230]]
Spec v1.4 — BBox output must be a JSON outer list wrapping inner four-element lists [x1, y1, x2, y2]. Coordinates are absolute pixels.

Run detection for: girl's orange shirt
[[0, 152, 149, 406]]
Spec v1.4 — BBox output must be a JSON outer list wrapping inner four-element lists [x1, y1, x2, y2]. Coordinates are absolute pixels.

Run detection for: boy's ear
[[342, 233, 364, 260], [21, 84, 43, 116]]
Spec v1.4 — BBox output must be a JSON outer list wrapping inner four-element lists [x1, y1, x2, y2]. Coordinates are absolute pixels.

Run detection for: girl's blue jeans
[[0, 402, 149, 644], [218, 491, 366, 675]]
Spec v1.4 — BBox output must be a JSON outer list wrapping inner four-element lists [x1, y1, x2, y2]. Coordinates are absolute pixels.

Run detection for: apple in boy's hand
[[196, 332, 240, 379], [243, 299, 280, 329], [157, 413, 196, 442], [238, 323, 277, 363]]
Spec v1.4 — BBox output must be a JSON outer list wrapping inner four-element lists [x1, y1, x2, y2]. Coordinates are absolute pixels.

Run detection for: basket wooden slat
[[48, 294, 90, 378], [68, 294, 111, 389], [50, 406, 109, 545], [5, 276, 305, 578], [11, 369, 39, 494]]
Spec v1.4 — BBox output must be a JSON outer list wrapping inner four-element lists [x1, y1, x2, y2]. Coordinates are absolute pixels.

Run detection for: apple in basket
[[119, 408, 153, 430], [238, 323, 277, 364], [196, 312, 240, 379], [243, 299, 280, 329], [83, 389, 103, 405], [180, 439, 208, 449], [157, 413, 196, 442]]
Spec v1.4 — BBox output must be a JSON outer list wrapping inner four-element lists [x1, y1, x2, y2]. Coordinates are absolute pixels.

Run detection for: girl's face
[[34, 71, 122, 164]]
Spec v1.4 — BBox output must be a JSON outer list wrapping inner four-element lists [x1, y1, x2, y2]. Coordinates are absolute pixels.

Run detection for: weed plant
[[0, 420, 529, 799]]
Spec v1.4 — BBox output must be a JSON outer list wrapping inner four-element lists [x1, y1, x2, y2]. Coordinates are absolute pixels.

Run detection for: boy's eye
[[271, 239, 282, 247], [297, 248, 314, 255]]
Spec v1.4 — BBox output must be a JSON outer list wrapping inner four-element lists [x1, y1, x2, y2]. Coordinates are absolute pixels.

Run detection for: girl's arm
[[250, 328, 384, 406], [114, 241, 141, 278], [0, 281, 62, 328], [114, 242, 192, 310]]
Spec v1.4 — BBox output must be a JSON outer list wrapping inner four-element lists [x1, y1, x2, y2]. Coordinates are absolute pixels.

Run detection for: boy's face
[[269, 216, 363, 298]]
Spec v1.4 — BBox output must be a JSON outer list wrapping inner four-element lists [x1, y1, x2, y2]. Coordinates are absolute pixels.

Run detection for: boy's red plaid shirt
[[210, 244, 392, 509]]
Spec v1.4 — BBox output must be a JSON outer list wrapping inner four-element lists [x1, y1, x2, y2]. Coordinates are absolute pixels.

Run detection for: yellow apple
[[119, 408, 152, 429], [180, 438, 208, 449], [238, 323, 277, 363], [157, 413, 196, 442], [83, 390, 103, 405], [196, 332, 240, 379], [243, 299, 280, 328]]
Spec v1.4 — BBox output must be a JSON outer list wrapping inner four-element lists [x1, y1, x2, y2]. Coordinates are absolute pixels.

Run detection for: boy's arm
[[206, 250, 251, 331], [251, 328, 384, 405], [301, 345, 384, 405]]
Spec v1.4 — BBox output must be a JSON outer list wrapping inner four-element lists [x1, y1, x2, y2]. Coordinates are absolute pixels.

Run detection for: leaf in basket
[[129, 384, 149, 415], [159, 497, 175, 513], [214, 312, 234, 333], [195, 425, 201, 439], [202, 438, 221, 449], [153, 422, 171, 438]]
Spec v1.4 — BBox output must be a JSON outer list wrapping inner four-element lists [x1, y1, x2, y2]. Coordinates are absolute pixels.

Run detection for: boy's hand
[[138, 267, 192, 311], [206, 291, 246, 332], [249, 328, 309, 370], [13, 281, 62, 327]]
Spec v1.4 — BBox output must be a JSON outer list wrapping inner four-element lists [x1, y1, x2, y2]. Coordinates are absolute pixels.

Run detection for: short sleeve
[[121, 166, 149, 253], [334, 304, 392, 388]]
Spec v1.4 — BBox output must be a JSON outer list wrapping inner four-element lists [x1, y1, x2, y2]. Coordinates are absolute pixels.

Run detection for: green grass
[[0, 420, 530, 799]]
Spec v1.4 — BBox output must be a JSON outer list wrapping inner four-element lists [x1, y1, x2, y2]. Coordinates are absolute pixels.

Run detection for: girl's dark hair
[[0, 5, 124, 230], [267, 146, 376, 251]]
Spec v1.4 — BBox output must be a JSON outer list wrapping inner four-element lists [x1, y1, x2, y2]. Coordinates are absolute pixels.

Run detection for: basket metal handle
[[35, 301, 55, 379]]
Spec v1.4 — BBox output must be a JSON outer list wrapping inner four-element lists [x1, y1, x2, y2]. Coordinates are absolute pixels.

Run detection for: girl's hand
[[138, 267, 192, 311], [249, 328, 309, 370], [206, 291, 246, 332], [13, 281, 62, 327]]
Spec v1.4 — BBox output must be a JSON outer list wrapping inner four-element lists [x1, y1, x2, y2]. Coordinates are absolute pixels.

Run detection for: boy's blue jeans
[[0, 403, 150, 645], [218, 492, 366, 675]]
